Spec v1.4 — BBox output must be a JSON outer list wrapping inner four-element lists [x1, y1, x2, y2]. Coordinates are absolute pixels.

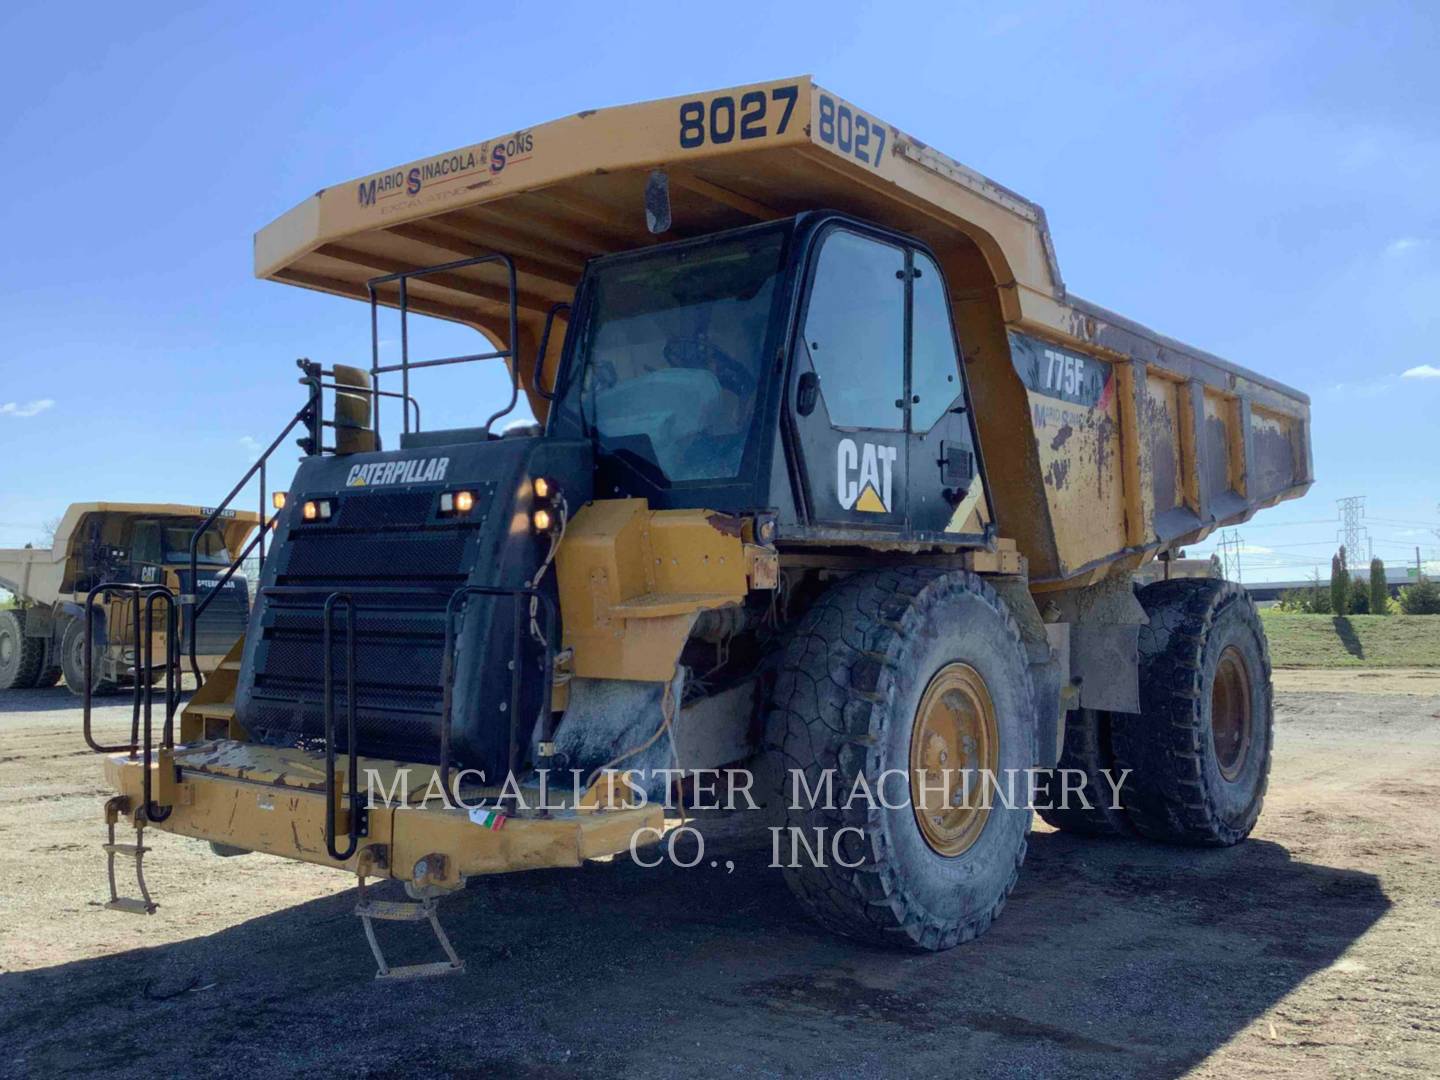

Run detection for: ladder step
[[218, 661, 241, 671], [102, 843, 149, 857], [375, 960, 465, 982], [356, 900, 432, 923], [194, 704, 235, 720], [105, 897, 158, 915]]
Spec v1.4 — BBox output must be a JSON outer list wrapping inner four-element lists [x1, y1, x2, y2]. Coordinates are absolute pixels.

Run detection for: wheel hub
[[0, 629, 13, 665], [1211, 645, 1253, 781], [909, 662, 999, 856]]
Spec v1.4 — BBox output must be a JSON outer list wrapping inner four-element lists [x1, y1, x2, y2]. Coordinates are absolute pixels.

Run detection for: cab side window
[[909, 253, 962, 433], [802, 230, 905, 430]]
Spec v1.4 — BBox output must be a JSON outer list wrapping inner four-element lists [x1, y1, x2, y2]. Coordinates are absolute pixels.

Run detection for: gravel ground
[[1, 670, 1437, 1078]]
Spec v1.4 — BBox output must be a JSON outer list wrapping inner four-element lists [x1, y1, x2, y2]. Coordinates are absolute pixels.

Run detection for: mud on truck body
[[0, 503, 257, 695], [88, 77, 1311, 972]]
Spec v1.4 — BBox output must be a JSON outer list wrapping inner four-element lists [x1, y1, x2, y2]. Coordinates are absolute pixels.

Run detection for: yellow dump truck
[[0, 503, 258, 694], [88, 78, 1310, 971]]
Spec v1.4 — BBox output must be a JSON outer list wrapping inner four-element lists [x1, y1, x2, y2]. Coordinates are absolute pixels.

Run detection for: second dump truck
[[0, 503, 256, 694], [88, 78, 1311, 968]]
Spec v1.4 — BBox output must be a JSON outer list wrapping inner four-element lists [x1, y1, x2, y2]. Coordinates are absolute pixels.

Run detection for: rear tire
[[1111, 579, 1273, 846], [764, 568, 1036, 951], [0, 609, 45, 690], [35, 638, 63, 688], [60, 616, 119, 697], [1036, 708, 1135, 836]]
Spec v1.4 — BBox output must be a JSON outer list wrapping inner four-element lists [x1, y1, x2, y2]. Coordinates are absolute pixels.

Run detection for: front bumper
[[103, 740, 665, 887]]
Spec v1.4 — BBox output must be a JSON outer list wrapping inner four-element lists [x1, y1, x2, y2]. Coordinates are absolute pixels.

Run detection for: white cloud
[[1384, 237, 1426, 256], [0, 399, 54, 418], [1402, 364, 1440, 379], [238, 435, 262, 460]]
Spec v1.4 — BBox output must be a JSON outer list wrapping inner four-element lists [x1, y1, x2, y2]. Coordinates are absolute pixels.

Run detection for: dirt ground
[[1, 669, 1437, 1078]]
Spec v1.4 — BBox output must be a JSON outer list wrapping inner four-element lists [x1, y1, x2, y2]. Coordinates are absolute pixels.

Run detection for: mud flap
[[549, 669, 687, 799]]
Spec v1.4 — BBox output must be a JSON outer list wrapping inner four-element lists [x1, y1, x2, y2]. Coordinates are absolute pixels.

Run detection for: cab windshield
[[164, 525, 230, 565], [558, 227, 786, 484]]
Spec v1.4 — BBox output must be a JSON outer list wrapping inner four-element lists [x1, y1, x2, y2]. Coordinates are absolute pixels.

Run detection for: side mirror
[[644, 169, 672, 234], [796, 371, 820, 417], [332, 364, 377, 454]]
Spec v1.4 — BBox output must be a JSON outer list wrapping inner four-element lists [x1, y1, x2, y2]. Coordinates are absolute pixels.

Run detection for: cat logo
[[837, 438, 897, 514]]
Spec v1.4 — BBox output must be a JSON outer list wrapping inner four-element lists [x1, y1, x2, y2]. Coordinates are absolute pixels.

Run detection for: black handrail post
[[322, 593, 361, 862], [368, 283, 383, 447], [258, 459, 267, 571], [399, 277, 411, 435], [141, 588, 175, 824], [127, 591, 144, 757]]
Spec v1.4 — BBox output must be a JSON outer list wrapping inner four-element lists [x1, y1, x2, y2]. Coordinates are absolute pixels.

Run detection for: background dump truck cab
[[0, 503, 257, 693]]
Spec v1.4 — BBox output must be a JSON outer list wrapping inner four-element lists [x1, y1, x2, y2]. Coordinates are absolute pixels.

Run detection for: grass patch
[[1259, 610, 1440, 667]]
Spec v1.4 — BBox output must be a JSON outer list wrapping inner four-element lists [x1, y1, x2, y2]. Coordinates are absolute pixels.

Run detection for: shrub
[[1347, 578, 1370, 615], [1399, 577, 1440, 615]]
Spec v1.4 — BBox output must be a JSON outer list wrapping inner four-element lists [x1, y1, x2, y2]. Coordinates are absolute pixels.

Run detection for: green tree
[[1369, 558, 1388, 616], [1330, 547, 1350, 617], [1400, 577, 1440, 615], [1348, 577, 1370, 614]]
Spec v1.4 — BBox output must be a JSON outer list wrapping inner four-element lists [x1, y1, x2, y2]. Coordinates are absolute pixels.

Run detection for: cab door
[[789, 227, 908, 531], [906, 251, 986, 538]]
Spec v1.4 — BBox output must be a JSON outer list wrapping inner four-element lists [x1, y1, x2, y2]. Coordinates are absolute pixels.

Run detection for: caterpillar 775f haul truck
[[0, 503, 257, 694], [86, 78, 1311, 972]]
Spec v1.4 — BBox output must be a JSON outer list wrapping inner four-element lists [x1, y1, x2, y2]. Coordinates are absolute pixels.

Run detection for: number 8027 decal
[[816, 93, 886, 170], [678, 86, 799, 149]]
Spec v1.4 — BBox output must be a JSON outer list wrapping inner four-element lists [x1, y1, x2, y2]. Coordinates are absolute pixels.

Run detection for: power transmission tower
[[1218, 529, 1244, 583], [1337, 496, 1370, 565]]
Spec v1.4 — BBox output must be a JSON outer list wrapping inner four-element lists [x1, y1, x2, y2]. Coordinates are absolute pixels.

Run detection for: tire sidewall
[[1196, 597, 1271, 829], [872, 584, 1033, 926], [0, 610, 22, 685], [61, 617, 105, 695]]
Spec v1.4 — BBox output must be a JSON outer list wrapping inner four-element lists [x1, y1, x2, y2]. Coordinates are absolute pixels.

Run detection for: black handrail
[[139, 589, 178, 823], [321, 593, 361, 861], [366, 252, 520, 439], [533, 302, 571, 402], [82, 583, 179, 822], [186, 381, 319, 684], [316, 380, 422, 433]]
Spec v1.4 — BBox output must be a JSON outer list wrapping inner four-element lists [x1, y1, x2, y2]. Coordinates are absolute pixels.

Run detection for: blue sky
[[1, 1, 1437, 581]]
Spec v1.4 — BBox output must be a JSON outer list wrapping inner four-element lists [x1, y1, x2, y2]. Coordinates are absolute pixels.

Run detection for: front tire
[[764, 568, 1036, 951], [60, 617, 118, 697], [0, 609, 45, 690], [1111, 579, 1273, 846]]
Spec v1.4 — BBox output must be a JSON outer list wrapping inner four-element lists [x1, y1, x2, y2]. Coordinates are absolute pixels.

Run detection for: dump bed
[[255, 76, 1311, 586]]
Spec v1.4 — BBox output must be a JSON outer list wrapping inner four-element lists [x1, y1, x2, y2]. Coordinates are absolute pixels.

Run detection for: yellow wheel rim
[[909, 662, 999, 857], [1211, 645, 1253, 781]]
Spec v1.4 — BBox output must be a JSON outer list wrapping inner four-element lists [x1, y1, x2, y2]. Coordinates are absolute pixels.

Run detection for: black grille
[[243, 486, 494, 763]]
